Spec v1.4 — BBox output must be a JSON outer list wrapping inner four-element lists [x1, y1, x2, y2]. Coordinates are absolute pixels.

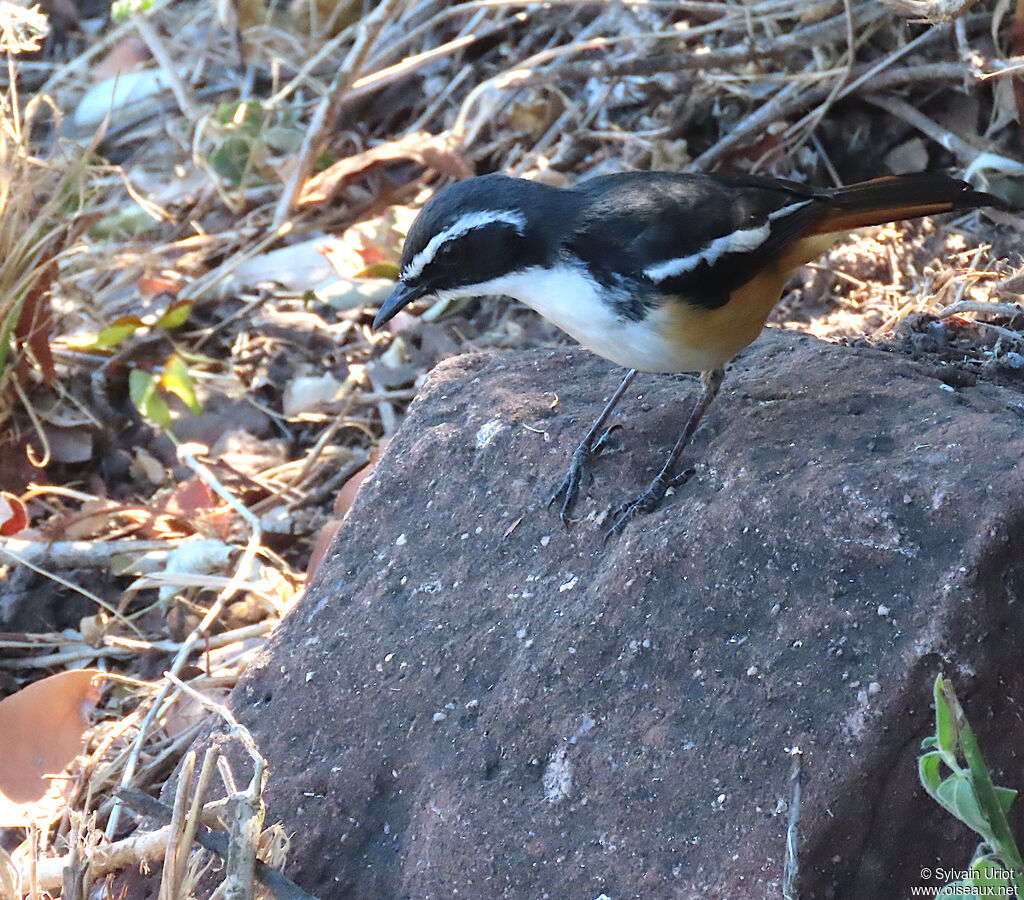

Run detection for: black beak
[[372, 281, 423, 331]]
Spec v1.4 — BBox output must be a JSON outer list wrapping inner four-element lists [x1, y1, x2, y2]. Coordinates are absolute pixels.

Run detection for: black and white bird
[[372, 170, 1009, 536]]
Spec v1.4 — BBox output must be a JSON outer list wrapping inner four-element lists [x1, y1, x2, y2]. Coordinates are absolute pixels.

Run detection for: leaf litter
[[1, 0, 1023, 894]]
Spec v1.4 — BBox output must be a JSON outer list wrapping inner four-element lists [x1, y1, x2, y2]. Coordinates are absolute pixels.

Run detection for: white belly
[[444, 265, 726, 373]]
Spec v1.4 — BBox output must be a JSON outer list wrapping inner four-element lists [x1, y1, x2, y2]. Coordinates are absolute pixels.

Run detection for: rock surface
[[223, 330, 1024, 899]]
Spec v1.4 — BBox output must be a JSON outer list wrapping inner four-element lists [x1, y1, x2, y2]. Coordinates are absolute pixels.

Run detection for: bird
[[371, 170, 1010, 537]]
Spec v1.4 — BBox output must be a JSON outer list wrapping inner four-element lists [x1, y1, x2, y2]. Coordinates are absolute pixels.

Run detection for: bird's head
[[371, 174, 565, 331]]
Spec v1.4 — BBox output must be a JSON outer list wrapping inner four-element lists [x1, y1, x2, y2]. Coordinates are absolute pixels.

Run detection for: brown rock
[[219, 331, 1024, 898]]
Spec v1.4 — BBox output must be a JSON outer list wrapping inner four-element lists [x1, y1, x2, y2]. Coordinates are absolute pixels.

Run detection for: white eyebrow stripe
[[644, 199, 815, 283], [403, 209, 528, 280]]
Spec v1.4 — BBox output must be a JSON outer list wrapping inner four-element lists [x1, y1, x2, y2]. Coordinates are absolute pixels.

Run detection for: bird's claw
[[604, 466, 694, 540], [604, 490, 660, 540], [590, 423, 620, 454], [669, 466, 696, 488], [549, 445, 593, 526], [549, 424, 622, 526]]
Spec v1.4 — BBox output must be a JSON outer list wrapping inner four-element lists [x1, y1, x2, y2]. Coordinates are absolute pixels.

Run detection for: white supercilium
[[403, 209, 527, 280]]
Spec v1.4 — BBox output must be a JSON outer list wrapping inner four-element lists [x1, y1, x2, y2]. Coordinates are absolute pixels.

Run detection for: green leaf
[[110, 0, 139, 20], [160, 355, 201, 415], [996, 786, 1018, 813], [354, 262, 401, 280], [89, 208, 160, 240], [209, 138, 254, 185], [263, 126, 303, 154], [919, 677, 1024, 896], [919, 752, 945, 798], [935, 772, 993, 841], [129, 369, 172, 431], [216, 101, 264, 132], [156, 300, 193, 331], [934, 675, 956, 755], [234, 101, 266, 137], [969, 856, 1012, 890], [91, 315, 144, 349], [921, 735, 938, 751]]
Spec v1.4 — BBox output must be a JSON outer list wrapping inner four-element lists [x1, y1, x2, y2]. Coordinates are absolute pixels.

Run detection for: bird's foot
[[604, 466, 695, 540], [549, 425, 620, 526]]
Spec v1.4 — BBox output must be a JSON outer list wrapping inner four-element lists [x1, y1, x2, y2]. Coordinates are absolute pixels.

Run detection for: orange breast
[[662, 231, 841, 369]]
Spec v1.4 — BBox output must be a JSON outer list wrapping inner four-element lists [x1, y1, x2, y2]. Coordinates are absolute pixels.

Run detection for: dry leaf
[[154, 539, 233, 601], [298, 132, 472, 205], [91, 37, 149, 81], [307, 440, 389, 580], [164, 477, 217, 517], [0, 492, 28, 536], [62, 498, 119, 541], [879, 0, 981, 21], [130, 446, 167, 485], [43, 424, 94, 464], [74, 69, 173, 130], [0, 669, 103, 826], [161, 685, 231, 738], [220, 236, 342, 296], [283, 374, 344, 417], [884, 138, 929, 174], [0, 433, 36, 494], [305, 519, 341, 582], [13, 259, 57, 385], [138, 272, 184, 296], [335, 439, 388, 519]]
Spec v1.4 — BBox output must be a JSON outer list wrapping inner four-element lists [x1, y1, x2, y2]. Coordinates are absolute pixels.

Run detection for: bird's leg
[[549, 368, 637, 525], [606, 367, 725, 539]]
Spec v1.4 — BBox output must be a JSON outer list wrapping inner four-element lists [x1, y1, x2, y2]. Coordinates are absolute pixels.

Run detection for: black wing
[[566, 172, 830, 310]]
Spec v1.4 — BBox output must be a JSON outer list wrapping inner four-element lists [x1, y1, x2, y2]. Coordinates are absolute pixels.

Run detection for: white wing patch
[[403, 209, 527, 280], [644, 199, 814, 284]]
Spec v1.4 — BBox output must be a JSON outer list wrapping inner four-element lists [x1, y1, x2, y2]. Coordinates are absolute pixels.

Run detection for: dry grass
[[1, 0, 1022, 895], [0, 63, 96, 432]]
